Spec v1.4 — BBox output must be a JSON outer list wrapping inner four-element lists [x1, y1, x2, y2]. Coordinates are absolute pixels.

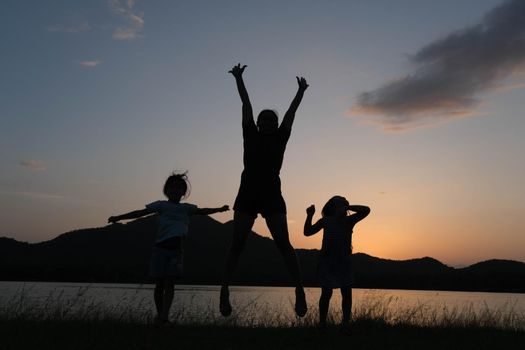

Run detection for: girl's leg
[[154, 279, 164, 319], [161, 277, 175, 321], [319, 288, 333, 327], [341, 287, 352, 327]]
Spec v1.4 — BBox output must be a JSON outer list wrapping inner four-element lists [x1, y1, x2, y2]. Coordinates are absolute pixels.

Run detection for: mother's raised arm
[[229, 63, 254, 126], [281, 76, 309, 131]]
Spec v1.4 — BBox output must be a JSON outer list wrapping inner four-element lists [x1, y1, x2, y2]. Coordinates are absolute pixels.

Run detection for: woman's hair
[[163, 171, 191, 199], [321, 195, 345, 217], [257, 109, 279, 125]]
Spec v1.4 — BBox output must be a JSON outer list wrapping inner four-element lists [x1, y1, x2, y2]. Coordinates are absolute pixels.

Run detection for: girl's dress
[[145, 200, 197, 279], [318, 217, 354, 288]]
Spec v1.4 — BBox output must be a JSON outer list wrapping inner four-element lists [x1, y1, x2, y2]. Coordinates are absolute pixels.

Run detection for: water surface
[[1, 282, 523, 327]]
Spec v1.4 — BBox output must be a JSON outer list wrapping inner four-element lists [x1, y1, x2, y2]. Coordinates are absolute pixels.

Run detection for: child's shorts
[[149, 246, 183, 279]]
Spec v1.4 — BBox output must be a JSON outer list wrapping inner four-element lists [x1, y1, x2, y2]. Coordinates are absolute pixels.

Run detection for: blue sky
[[1, 0, 524, 266]]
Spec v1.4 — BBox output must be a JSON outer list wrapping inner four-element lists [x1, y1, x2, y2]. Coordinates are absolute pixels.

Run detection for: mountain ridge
[[2, 216, 525, 292]]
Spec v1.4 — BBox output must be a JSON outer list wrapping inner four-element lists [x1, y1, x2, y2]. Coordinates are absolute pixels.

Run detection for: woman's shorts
[[149, 246, 183, 279], [233, 178, 287, 218]]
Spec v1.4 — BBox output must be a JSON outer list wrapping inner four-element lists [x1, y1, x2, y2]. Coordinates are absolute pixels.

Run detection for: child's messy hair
[[163, 171, 191, 199], [321, 195, 345, 217]]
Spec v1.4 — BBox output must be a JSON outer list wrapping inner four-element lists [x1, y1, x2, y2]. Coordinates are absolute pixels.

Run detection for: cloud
[[19, 160, 46, 171], [112, 27, 139, 40], [78, 60, 102, 67], [349, 0, 525, 131], [109, 0, 144, 41], [46, 22, 91, 33]]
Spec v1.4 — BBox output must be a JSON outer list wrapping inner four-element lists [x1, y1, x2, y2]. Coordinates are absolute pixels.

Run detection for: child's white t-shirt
[[145, 200, 198, 243]]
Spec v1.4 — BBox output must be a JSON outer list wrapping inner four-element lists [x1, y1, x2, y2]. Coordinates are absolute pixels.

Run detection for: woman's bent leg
[[220, 211, 256, 316], [265, 213, 307, 317]]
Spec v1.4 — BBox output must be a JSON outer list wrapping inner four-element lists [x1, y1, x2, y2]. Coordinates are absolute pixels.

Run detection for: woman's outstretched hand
[[220, 205, 230, 212], [296, 76, 309, 91], [229, 63, 247, 78]]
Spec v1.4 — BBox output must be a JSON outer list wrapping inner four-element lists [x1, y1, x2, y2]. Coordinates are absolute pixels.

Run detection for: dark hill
[[453, 259, 525, 292], [1, 216, 524, 292]]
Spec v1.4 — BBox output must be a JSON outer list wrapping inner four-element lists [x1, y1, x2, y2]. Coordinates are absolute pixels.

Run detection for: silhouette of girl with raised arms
[[221, 63, 309, 317], [304, 196, 370, 332]]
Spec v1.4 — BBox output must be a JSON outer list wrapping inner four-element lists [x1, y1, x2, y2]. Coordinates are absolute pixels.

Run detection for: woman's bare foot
[[294, 287, 307, 317]]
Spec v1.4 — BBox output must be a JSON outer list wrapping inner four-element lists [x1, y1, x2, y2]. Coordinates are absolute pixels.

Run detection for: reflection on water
[[1, 281, 524, 327]]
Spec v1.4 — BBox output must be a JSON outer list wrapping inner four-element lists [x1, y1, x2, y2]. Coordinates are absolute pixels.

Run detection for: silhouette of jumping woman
[[220, 63, 309, 317], [304, 196, 370, 332]]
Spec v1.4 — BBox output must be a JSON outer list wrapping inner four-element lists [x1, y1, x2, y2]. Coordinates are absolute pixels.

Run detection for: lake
[[1, 281, 524, 327]]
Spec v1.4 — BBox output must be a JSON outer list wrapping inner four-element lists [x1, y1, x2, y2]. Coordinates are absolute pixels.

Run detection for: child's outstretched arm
[[195, 205, 229, 216], [229, 63, 254, 127], [304, 205, 324, 236], [280, 76, 309, 131], [347, 205, 370, 224], [108, 208, 154, 224]]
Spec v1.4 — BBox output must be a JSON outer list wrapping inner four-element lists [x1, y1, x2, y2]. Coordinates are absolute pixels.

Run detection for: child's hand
[[306, 205, 315, 216], [220, 205, 230, 212], [296, 76, 309, 91], [229, 63, 247, 78], [108, 216, 119, 224]]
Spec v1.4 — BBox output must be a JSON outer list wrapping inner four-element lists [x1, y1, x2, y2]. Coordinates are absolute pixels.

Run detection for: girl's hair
[[321, 195, 345, 217], [163, 171, 191, 199]]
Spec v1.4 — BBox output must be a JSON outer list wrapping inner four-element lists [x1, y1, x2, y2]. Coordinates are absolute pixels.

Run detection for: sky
[[1, 0, 525, 267]]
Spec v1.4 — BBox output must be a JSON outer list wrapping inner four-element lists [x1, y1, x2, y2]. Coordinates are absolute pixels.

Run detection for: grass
[[1, 286, 525, 349], [3, 319, 525, 350]]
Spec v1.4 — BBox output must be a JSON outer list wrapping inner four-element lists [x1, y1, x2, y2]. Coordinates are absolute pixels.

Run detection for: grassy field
[[1, 286, 524, 349], [2, 319, 525, 350]]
